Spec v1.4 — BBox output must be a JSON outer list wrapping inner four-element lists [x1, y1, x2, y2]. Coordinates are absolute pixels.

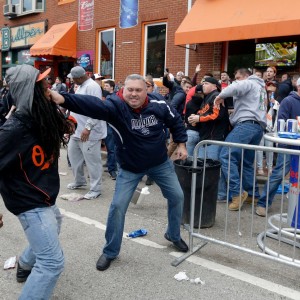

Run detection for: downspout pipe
[[184, 0, 192, 76]]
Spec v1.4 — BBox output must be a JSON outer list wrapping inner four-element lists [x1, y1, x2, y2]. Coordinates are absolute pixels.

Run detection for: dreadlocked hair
[[31, 82, 72, 161]]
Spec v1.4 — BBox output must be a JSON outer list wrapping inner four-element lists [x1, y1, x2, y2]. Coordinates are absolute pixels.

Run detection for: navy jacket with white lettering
[[61, 92, 187, 173]]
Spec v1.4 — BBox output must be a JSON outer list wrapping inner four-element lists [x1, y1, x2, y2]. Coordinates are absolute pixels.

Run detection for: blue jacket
[[278, 78, 293, 103], [62, 92, 187, 173], [170, 86, 186, 117], [278, 91, 300, 120]]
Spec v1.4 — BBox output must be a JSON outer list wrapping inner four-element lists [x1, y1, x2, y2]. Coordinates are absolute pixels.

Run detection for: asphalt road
[[0, 148, 300, 300]]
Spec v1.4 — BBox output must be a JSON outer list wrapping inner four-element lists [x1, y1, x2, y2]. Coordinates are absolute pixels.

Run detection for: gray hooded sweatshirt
[[219, 75, 267, 128]]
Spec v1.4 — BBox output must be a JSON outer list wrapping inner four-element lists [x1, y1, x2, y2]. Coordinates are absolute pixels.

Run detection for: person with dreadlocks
[[0, 64, 73, 300]]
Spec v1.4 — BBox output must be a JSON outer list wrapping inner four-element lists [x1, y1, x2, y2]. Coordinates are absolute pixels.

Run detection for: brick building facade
[[0, 0, 223, 84]]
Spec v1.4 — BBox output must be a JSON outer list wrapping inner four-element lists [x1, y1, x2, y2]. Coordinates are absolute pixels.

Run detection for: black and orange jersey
[[0, 113, 59, 215], [197, 90, 230, 141]]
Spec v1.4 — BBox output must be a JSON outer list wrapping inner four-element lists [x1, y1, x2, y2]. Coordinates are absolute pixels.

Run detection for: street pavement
[[0, 148, 300, 300]]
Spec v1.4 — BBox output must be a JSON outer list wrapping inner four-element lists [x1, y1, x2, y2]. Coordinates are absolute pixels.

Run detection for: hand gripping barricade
[[172, 138, 300, 270]]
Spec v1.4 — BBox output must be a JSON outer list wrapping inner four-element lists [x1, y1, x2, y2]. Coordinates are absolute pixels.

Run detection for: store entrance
[[58, 61, 74, 82]]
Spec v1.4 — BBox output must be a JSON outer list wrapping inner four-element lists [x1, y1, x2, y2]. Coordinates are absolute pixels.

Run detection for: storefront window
[[144, 23, 167, 78], [98, 28, 115, 79], [17, 49, 36, 65]]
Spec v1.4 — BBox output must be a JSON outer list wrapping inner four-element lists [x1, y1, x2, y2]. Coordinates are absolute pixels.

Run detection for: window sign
[[10, 21, 45, 48], [1, 27, 10, 51], [77, 50, 94, 72], [78, 0, 94, 31]]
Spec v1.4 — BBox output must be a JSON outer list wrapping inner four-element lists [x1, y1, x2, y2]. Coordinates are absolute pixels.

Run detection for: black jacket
[[0, 113, 59, 215], [185, 95, 203, 131], [197, 90, 229, 141]]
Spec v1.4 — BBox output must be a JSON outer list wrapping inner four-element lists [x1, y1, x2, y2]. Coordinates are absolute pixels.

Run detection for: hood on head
[[5, 65, 39, 117]]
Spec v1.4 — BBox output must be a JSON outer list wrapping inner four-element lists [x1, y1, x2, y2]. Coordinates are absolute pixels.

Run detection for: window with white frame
[[98, 28, 115, 79], [4, 0, 45, 13], [144, 23, 167, 78]]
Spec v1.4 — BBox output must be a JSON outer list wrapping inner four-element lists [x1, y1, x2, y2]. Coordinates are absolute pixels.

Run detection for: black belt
[[239, 120, 260, 125]]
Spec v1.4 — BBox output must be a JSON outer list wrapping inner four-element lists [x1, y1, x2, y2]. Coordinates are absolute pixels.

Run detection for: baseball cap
[[203, 77, 221, 90], [94, 73, 105, 80], [67, 66, 86, 79], [36, 68, 51, 82]]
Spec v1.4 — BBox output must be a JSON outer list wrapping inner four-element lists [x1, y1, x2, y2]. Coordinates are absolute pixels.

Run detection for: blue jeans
[[257, 153, 290, 208], [219, 122, 263, 197], [103, 159, 184, 259], [198, 144, 221, 161], [105, 125, 117, 173], [17, 205, 64, 300], [186, 129, 200, 157]]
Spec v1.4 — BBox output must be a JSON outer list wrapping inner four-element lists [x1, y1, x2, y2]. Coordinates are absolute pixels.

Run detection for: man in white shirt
[[67, 66, 107, 199]]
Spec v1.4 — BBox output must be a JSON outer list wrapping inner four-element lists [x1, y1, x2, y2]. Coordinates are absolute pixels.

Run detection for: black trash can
[[174, 158, 221, 228]]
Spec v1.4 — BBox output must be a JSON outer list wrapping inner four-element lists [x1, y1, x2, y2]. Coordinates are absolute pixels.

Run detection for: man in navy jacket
[[50, 74, 189, 271]]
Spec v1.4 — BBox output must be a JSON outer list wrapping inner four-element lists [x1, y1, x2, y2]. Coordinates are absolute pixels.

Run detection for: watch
[[85, 124, 92, 131]]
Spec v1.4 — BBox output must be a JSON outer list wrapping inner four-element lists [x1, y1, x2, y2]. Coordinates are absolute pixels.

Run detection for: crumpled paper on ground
[[174, 271, 189, 281], [174, 271, 205, 285], [60, 193, 84, 202], [4, 256, 17, 270]]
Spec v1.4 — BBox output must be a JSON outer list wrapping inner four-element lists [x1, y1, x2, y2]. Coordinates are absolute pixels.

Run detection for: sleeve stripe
[[199, 106, 220, 122]]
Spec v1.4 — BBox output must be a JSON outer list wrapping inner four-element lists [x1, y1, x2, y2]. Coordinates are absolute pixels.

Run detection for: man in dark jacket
[[50, 74, 189, 271], [188, 77, 229, 160], [277, 75, 293, 103]]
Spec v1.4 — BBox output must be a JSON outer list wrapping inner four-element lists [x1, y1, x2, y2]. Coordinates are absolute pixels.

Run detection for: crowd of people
[[1, 62, 300, 299]]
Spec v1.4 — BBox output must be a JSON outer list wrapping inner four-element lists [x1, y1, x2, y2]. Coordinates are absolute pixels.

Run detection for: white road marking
[[60, 208, 300, 299], [171, 252, 300, 300], [60, 208, 166, 249]]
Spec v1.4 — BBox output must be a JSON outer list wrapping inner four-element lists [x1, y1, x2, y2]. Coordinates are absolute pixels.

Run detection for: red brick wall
[[0, 0, 223, 82]]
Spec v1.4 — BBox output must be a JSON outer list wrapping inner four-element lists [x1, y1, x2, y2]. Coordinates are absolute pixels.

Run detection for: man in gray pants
[[67, 66, 107, 199]]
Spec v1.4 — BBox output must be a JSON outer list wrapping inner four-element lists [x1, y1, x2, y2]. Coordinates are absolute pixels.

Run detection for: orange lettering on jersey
[[41, 161, 50, 170], [32, 145, 45, 167]]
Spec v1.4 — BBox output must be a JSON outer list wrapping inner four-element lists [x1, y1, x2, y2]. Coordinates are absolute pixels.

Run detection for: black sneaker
[[16, 263, 31, 283], [164, 233, 188, 252], [109, 171, 117, 180]]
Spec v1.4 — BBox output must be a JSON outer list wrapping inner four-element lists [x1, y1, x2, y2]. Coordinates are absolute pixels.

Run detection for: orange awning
[[175, 0, 300, 45], [30, 22, 77, 57]]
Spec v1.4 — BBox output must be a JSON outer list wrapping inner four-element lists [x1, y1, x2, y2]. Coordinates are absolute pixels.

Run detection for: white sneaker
[[83, 191, 101, 200], [67, 183, 87, 190]]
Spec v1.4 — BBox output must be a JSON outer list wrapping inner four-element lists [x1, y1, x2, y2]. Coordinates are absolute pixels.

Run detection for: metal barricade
[[173, 140, 300, 269]]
